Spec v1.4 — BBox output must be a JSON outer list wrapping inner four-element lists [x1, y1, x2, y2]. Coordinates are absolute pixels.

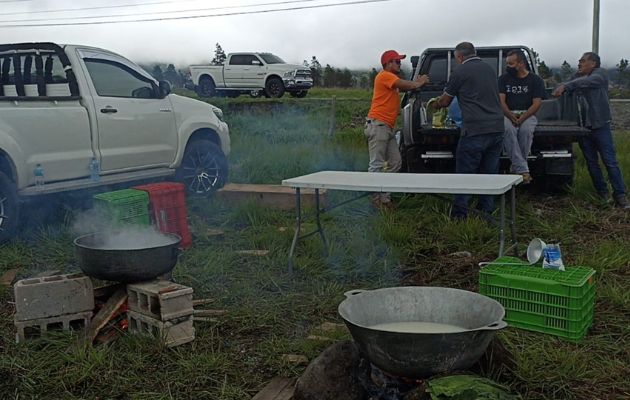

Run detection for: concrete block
[[127, 280, 193, 321], [127, 310, 194, 347], [14, 273, 94, 321], [217, 183, 327, 210], [14, 311, 92, 343]]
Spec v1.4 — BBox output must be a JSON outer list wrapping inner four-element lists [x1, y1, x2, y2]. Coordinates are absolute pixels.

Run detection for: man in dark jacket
[[433, 42, 504, 219], [553, 52, 629, 209]]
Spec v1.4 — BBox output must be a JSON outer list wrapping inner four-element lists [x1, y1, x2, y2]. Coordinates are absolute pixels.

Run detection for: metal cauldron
[[338, 286, 507, 378], [74, 232, 181, 283]]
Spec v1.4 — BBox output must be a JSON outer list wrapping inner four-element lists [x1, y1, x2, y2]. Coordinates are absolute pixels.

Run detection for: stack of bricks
[[14, 273, 94, 343], [126, 280, 194, 347]]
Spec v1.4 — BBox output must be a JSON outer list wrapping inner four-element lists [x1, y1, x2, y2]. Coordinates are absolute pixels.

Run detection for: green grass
[[1, 88, 629, 399]]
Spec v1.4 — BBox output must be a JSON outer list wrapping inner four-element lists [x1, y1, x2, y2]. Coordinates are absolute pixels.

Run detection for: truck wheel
[[289, 90, 308, 98], [197, 77, 216, 98], [0, 172, 19, 244], [176, 139, 228, 196], [265, 77, 285, 98]]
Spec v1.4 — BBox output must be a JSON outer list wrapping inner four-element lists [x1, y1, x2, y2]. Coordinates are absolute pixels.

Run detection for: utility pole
[[592, 0, 600, 53]]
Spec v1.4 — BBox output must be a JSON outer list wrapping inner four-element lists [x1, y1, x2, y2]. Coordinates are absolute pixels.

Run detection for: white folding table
[[282, 171, 523, 272]]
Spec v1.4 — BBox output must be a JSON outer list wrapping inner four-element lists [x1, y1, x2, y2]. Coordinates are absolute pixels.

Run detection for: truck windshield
[[259, 53, 285, 64]]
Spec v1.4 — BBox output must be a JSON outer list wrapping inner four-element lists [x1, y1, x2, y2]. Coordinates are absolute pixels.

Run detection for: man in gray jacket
[[553, 52, 628, 209]]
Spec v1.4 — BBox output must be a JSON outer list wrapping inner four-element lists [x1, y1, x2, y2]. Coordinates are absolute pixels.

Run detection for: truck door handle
[[100, 107, 118, 114]]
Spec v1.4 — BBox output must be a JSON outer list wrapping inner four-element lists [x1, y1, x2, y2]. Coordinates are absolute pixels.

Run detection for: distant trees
[[309, 56, 322, 86], [616, 58, 629, 86], [211, 43, 227, 66], [151, 65, 163, 81], [560, 61, 574, 81], [320, 64, 356, 88]]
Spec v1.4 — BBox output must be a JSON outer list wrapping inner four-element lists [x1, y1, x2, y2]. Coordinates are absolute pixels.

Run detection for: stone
[[294, 340, 367, 400]]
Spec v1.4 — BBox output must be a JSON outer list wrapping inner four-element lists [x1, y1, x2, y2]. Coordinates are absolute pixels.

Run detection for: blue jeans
[[452, 132, 503, 218], [579, 123, 626, 197]]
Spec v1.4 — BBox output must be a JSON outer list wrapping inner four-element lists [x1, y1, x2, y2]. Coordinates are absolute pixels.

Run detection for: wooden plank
[[252, 377, 295, 400], [306, 335, 335, 342], [217, 183, 327, 211], [85, 287, 128, 344], [193, 309, 227, 317], [317, 322, 347, 333], [235, 250, 269, 256], [192, 298, 214, 306], [0, 269, 19, 286], [93, 283, 125, 299], [281, 354, 308, 365]]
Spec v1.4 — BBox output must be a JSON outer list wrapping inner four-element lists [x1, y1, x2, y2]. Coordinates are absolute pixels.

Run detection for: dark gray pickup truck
[[400, 45, 589, 190]]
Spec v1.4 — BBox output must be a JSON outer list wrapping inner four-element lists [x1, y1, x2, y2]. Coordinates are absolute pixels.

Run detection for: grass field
[[1, 88, 629, 399]]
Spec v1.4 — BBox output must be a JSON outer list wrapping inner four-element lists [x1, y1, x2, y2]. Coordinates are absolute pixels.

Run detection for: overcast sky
[[0, 0, 627, 70]]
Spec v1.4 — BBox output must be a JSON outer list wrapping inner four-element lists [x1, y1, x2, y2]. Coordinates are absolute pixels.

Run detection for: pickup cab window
[[229, 55, 262, 66], [259, 53, 285, 64], [84, 59, 157, 99]]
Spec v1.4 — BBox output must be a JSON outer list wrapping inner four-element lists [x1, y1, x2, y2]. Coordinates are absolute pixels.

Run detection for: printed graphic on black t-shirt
[[498, 72, 545, 111]]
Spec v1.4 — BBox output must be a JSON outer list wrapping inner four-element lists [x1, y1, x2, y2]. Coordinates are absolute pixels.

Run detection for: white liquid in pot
[[369, 321, 465, 333]]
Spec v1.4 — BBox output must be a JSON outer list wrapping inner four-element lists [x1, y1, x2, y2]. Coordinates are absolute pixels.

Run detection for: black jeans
[[452, 132, 503, 218]]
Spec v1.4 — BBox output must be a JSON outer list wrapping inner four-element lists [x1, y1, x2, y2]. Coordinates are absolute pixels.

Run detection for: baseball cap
[[381, 50, 406, 66]]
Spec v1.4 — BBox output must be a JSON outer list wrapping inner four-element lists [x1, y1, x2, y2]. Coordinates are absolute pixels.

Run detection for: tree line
[[142, 43, 630, 91]]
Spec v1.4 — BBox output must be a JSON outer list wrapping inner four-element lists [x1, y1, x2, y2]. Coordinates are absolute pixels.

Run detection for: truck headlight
[[283, 71, 295, 78], [210, 105, 224, 121]]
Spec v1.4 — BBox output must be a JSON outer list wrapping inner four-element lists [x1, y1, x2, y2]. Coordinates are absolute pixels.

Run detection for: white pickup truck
[[190, 52, 313, 98], [0, 42, 231, 243]]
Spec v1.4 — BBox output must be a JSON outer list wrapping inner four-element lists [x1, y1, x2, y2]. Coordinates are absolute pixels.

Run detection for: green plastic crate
[[479, 256, 596, 341], [93, 189, 150, 226]]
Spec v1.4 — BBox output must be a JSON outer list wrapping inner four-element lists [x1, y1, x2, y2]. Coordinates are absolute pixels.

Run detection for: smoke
[[72, 208, 177, 250]]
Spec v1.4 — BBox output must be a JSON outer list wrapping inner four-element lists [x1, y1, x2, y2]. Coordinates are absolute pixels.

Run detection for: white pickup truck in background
[[189, 52, 313, 98], [0, 42, 231, 243]]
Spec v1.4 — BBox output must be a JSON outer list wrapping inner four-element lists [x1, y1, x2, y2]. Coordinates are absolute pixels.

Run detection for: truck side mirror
[[159, 80, 171, 98], [410, 56, 419, 70], [252, 60, 262, 66]]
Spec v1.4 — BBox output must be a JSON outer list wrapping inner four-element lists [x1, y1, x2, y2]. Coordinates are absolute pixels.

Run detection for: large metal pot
[[338, 286, 507, 378], [74, 232, 181, 283]]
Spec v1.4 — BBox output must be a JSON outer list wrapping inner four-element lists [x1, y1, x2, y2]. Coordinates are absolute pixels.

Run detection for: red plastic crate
[[133, 182, 192, 249]]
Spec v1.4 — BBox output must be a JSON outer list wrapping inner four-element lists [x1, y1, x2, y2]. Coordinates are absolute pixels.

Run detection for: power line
[[0, 0, 31, 3], [0, 0, 320, 23], [0, 0, 204, 16], [0, 0, 395, 28]]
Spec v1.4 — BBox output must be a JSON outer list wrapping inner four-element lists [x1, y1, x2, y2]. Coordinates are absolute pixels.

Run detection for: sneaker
[[520, 172, 533, 184], [613, 194, 630, 209]]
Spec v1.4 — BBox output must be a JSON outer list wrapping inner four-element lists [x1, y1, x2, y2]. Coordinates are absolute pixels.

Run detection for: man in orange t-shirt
[[366, 50, 429, 208]]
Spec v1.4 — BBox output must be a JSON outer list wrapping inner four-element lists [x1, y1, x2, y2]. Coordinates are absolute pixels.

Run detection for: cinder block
[[127, 310, 194, 347], [127, 280, 193, 321], [14, 311, 92, 343], [217, 183, 327, 210], [14, 273, 94, 321]]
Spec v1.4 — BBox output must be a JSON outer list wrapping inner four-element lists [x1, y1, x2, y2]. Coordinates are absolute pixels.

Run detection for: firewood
[[193, 309, 227, 316], [85, 287, 127, 344]]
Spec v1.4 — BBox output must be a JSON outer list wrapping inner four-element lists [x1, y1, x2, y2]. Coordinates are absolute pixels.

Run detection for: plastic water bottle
[[33, 163, 45, 190], [89, 157, 100, 183]]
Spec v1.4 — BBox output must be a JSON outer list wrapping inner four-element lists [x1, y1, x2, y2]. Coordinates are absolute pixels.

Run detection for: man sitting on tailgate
[[498, 49, 545, 183]]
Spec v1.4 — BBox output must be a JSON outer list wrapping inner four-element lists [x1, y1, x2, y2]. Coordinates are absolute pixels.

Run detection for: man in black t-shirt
[[432, 42, 504, 219], [498, 50, 545, 183]]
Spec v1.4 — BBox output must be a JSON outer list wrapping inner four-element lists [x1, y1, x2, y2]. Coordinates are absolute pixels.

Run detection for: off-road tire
[[197, 76, 216, 98], [265, 77, 285, 98], [0, 171, 19, 244], [176, 139, 228, 196]]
